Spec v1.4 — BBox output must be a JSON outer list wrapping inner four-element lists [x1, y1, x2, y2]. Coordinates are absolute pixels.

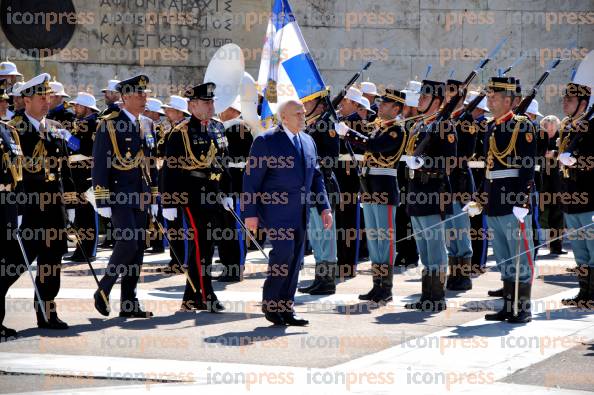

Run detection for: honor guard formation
[[1, 40, 594, 341]]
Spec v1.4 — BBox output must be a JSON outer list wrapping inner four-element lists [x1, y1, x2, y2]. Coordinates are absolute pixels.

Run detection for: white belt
[[468, 160, 485, 169], [69, 154, 92, 163], [0, 184, 11, 192], [339, 153, 364, 161], [485, 169, 519, 180], [534, 164, 541, 172], [227, 161, 246, 169], [400, 155, 411, 162], [366, 167, 397, 177]]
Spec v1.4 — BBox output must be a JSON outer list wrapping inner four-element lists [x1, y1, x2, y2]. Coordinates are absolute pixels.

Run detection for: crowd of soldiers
[[0, 57, 592, 338]]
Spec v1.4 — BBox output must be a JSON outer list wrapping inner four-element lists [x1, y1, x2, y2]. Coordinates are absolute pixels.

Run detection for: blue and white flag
[[257, 0, 327, 126]]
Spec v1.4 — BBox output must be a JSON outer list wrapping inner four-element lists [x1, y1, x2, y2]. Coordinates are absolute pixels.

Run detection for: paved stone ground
[[0, 241, 593, 394]]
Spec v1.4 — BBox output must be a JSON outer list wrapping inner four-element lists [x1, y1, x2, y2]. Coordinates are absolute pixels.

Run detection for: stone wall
[[0, 0, 592, 115]]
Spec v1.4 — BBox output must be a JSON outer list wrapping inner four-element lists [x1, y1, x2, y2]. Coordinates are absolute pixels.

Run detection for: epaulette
[[513, 114, 529, 122], [485, 116, 494, 124], [8, 115, 22, 127], [97, 111, 119, 127]]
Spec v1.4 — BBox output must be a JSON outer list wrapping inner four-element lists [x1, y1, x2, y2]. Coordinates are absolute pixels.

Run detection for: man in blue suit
[[243, 99, 332, 326]]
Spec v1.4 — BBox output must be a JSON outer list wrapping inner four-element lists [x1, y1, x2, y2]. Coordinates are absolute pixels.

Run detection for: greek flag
[[257, 0, 327, 126]]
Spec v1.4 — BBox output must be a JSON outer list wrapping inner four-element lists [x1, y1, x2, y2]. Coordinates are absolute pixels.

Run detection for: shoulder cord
[[487, 120, 522, 169], [106, 119, 145, 171], [179, 125, 217, 170]]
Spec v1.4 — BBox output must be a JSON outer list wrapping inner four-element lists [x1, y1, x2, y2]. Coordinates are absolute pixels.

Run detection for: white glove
[[67, 209, 75, 223], [150, 204, 159, 218], [17, 215, 22, 229], [405, 156, 424, 170], [222, 197, 234, 211], [98, 207, 112, 218], [334, 122, 349, 137], [163, 208, 177, 221], [513, 206, 529, 223], [462, 202, 482, 217], [558, 152, 577, 167], [51, 128, 72, 141]]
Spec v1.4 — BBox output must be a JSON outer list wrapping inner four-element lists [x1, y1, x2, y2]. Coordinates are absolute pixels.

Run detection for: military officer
[[557, 81, 594, 308], [47, 79, 75, 130], [298, 89, 339, 295], [61, 92, 100, 263], [395, 81, 422, 268], [0, 119, 25, 339], [10, 73, 72, 329], [99, 79, 121, 118], [161, 82, 231, 313], [465, 91, 490, 277], [143, 98, 166, 254], [403, 80, 455, 312], [92, 75, 159, 318], [156, 95, 191, 274], [0, 79, 13, 121], [468, 76, 536, 323], [336, 88, 408, 303], [360, 81, 379, 122], [444, 79, 476, 291], [334, 87, 368, 278], [216, 97, 254, 282]]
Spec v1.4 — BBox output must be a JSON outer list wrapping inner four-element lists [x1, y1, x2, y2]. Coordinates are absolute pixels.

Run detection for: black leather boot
[[309, 262, 336, 295], [446, 256, 460, 290], [562, 266, 592, 308], [37, 301, 69, 329], [485, 281, 514, 321], [508, 282, 532, 323], [404, 269, 431, 309], [119, 299, 154, 318], [359, 263, 382, 301], [372, 264, 393, 304], [488, 287, 504, 297], [448, 257, 472, 291], [426, 269, 447, 312]]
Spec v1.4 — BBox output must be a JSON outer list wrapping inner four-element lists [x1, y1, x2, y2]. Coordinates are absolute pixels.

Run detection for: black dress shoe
[[179, 300, 207, 311], [119, 300, 153, 318], [0, 325, 17, 341], [281, 313, 309, 326], [38, 317, 69, 330], [66, 254, 96, 263], [94, 289, 110, 316], [147, 246, 165, 254], [263, 311, 285, 325], [549, 249, 568, 256]]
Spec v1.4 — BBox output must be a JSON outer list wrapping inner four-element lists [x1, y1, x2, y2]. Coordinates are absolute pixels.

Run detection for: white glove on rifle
[[405, 156, 424, 170], [334, 122, 349, 137], [558, 152, 577, 167], [98, 207, 112, 218], [513, 206, 529, 223], [17, 215, 22, 229], [163, 208, 177, 221], [67, 209, 75, 224], [462, 202, 482, 217], [222, 197, 234, 212], [149, 204, 159, 218]]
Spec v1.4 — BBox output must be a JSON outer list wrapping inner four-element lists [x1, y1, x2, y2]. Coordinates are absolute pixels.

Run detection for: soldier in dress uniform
[[334, 87, 369, 278], [62, 93, 100, 263], [99, 79, 121, 118], [216, 97, 254, 282], [465, 91, 490, 277], [360, 82, 379, 122], [161, 82, 231, 313], [92, 75, 159, 319], [394, 81, 422, 268], [156, 95, 191, 274], [0, 79, 13, 121], [9, 82, 25, 119], [9, 73, 72, 329], [468, 76, 536, 323], [403, 80, 455, 312], [0, 119, 25, 339], [557, 81, 594, 308], [47, 80, 75, 131], [298, 89, 340, 295], [143, 98, 166, 254], [336, 88, 408, 303], [443, 79, 476, 291]]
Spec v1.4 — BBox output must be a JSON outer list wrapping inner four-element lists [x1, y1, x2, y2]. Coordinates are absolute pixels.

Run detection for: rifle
[[514, 58, 562, 115], [413, 37, 508, 157], [457, 54, 526, 121]]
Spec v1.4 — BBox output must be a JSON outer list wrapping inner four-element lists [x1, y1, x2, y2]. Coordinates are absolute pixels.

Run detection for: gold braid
[[365, 120, 407, 167], [405, 119, 422, 156], [487, 118, 523, 169], [173, 119, 217, 170], [106, 119, 145, 171], [558, 113, 586, 154]]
